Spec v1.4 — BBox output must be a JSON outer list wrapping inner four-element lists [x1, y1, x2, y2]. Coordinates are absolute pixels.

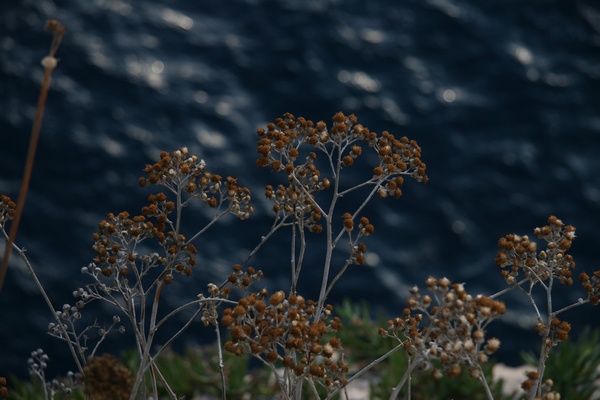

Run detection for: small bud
[[438, 277, 451, 288], [485, 337, 500, 353], [269, 290, 285, 306], [41, 56, 58, 69]]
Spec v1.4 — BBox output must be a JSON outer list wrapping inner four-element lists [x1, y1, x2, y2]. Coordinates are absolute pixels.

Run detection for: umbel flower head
[[256, 112, 428, 231], [0, 195, 16, 226], [89, 208, 198, 286], [495, 215, 577, 286], [83, 354, 133, 400], [579, 269, 600, 305], [380, 276, 505, 379], [222, 289, 348, 391], [139, 147, 253, 220], [86, 148, 254, 289]]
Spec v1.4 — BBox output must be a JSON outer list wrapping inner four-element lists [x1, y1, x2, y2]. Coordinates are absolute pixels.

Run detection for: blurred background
[[1, 0, 599, 379]]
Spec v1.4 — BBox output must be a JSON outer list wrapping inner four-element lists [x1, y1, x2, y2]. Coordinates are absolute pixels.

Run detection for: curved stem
[[243, 216, 289, 265], [388, 357, 419, 400], [0, 20, 66, 292], [11, 241, 84, 374], [214, 323, 227, 400]]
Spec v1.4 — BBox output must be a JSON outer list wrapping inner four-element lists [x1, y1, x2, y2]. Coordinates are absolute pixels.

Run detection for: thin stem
[[315, 152, 344, 319], [175, 179, 184, 233], [389, 357, 419, 400], [535, 275, 554, 399], [477, 366, 495, 400], [130, 284, 162, 400], [186, 209, 230, 243], [150, 363, 177, 400], [88, 319, 119, 359], [307, 378, 320, 399], [9, 241, 84, 374], [489, 277, 530, 299], [153, 297, 235, 331], [324, 260, 352, 300], [147, 307, 203, 365], [292, 221, 307, 293], [0, 20, 66, 292], [326, 342, 405, 400], [215, 323, 226, 400], [290, 218, 298, 292], [337, 176, 386, 198], [243, 216, 288, 265], [554, 297, 588, 315]]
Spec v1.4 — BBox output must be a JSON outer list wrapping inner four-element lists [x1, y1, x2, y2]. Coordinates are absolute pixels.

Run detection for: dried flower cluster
[[521, 372, 561, 400], [342, 214, 374, 265], [492, 215, 600, 399], [380, 276, 505, 380], [257, 112, 427, 230], [90, 209, 197, 285], [579, 270, 600, 305], [0, 376, 7, 399], [83, 148, 254, 292], [221, 289, 348, 391], [495, 216, 576, 286], [534, 317, 572, 345], [226, 263, 264, 293], [196, 264, 264, 327], [139, 147, 253, 220], [0, 195, 15, 226], [83, 354, 133, 400], [14, 148, 260, 399]]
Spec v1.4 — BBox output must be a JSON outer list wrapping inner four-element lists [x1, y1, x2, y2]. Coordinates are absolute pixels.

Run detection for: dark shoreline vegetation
[[2, 19, 600, 400]]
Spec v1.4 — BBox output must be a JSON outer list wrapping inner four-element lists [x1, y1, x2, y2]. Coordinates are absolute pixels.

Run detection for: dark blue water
[[1, 0, 600, 379]]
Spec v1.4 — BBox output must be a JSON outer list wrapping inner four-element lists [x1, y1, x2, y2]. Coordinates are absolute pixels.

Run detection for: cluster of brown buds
[[0, 195, 15, 226], [87, 148, 256, 290], [371, 130, 428, 185], [521, 371, 561, 400], [534, 317, 571, 346], [256, 112, 427, 228], [90, 209, 196, 286], [226, 264, 264, 293], [342, 214, 374, 265], [83, 354, 133, 400], [0, 376, 7, 399], [495, 216, 576, 286], [221, 290, 348, 391], [579, 270, 600, 305], [197, 265, 264, 328], [139, 147, 253, 220], [265, 182, 323, 233], [380, 276, 505, 379]]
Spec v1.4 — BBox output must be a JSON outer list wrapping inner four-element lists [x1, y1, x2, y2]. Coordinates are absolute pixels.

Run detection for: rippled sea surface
[[1, 0, 600, 377]]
